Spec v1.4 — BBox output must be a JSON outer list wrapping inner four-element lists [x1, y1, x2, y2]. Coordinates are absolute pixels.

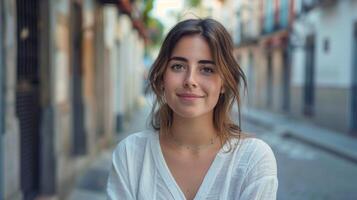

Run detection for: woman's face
[[163, 35, 224, 119]]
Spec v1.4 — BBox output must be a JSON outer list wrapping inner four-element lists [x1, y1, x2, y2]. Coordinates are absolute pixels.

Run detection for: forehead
[[170, 35, 213, 61]]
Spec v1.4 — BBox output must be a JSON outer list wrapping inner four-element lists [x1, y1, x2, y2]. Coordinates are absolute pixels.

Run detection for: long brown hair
[[147, 18, 247, 148]]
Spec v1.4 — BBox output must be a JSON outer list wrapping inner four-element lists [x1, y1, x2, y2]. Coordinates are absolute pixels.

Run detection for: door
[[71, 2, 86, 155], [267, 52, 273, 107], [0, 0, 4, 197], [304, 34, 315, 116], [16, 0, 41, 199], [351, 22, 357, 135], [282, 48, 290, 112]]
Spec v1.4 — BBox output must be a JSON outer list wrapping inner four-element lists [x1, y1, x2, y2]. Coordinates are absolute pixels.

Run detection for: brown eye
[[200, 66, 215, 75], [171, 64, 184, 71]]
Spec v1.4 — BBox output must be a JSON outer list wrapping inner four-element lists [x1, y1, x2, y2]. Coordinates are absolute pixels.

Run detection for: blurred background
[[1, 0, 357, 200]]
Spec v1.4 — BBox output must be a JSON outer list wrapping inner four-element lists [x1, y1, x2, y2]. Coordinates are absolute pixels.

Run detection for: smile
[[177, 93, 204, 101]]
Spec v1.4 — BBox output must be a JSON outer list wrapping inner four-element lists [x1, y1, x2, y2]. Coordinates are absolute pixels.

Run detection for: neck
[[169, 112, 218, 147]]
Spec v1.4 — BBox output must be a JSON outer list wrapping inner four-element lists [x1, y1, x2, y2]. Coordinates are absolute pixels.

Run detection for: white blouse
[[107, 130, 278, 200]]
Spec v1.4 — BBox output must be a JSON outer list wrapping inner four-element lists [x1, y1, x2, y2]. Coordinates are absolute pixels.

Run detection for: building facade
[[0, 0, 147, 199], [213, 0, 356, 135], [234, 0, 264, 108], [1, 0, 22, 198], [291, 0, 357, 134]]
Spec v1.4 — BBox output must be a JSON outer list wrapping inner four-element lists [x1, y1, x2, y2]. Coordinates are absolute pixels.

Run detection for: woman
[[107, 18, 278, 200]]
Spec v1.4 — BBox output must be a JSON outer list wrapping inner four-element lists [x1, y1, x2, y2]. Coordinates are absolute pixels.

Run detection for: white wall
[[103, 5, 119, 128], [2, 0, 22, 199], [118, 15, 131, 117], [117, 15, 145, 118], [292, 0, 357, 88], [291, 48, 305, 86], [315, 1, 357, 87], [291, 10, 318, 87]]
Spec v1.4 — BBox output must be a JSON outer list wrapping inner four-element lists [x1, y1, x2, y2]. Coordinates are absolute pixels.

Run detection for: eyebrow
[[168, 56, 216, 65]]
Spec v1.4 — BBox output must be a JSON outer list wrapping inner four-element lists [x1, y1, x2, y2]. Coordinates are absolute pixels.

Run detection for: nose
[[183, 69, 197, 88]]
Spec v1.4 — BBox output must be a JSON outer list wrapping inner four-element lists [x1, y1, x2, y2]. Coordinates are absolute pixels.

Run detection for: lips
[[177, 93, 204, 101], [177, 93, 204, 98]]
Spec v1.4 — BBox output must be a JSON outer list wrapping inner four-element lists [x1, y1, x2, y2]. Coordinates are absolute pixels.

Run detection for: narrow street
[[2, 1, 357, 200], [243, 120, 357, 200], [68, 98, 357, 200]]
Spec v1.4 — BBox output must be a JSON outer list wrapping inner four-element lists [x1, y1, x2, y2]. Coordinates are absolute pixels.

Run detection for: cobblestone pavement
[[243, 120, 357, 200]]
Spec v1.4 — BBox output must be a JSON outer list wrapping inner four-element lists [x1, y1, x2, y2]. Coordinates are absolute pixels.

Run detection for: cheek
[[212, 87, 222, 102], [203, 84, 222, 103], [206, 79, 223, 95], [163, 72, 180, 95], [163, 74, 174, 90], [163, 70, 172, 88]]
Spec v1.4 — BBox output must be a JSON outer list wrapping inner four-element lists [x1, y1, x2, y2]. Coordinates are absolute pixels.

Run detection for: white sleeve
[[239, 140, 278, 200], [106, 143, 135, 200]]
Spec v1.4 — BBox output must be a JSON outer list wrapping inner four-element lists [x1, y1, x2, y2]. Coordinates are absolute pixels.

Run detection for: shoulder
[[241, 137, 275, 157], [238, 137, 277, 175], [226, 137, 277, 172], [230, 138, 278, 199], [112, 130, 157, 158], [117, 130, 156, 146], [228, 136, 274, 155]]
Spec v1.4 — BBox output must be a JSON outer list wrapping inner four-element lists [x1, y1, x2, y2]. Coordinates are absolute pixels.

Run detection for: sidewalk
[[67, 95, 151, 200], [242, 107, 357, 164]]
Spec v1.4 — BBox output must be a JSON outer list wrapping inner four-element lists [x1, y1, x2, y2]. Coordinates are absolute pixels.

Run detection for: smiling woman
[[163, 35, 223, 120], [107, 18, 278, 200]]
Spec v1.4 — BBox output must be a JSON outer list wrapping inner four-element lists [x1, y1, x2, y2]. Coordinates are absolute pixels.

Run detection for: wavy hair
[[147, 18, 247, 148]]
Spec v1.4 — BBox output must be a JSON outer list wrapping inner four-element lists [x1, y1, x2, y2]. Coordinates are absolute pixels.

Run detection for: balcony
[[97, 0, 117, 4], [238, 21, 259, 46], [302, 0, 337, 12], [318, 0, 337, 6]]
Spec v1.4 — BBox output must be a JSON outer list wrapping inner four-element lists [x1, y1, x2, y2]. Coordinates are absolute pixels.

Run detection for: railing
[[239, 20, 259, 45], [302, 0, 337, 12]]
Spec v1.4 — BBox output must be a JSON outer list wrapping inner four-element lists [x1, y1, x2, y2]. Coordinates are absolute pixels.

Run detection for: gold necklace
[[168, 134, 219, 151]]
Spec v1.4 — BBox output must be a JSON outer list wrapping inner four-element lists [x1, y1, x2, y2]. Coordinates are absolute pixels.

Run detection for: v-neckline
[[151, 133, 226, 200]]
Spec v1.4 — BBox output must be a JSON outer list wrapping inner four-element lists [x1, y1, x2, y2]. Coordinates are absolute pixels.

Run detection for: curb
[[242, 109, 357, 164]]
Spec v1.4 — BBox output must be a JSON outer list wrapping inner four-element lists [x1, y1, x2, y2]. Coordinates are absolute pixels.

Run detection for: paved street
[[243, 120, 357, 200], [68, 99, 357, 200]]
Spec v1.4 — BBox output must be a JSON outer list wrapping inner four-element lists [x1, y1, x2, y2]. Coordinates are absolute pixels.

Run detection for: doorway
[[267, 52, 273, 107], [304, 34, 315, 116], [0, 0, 4, 197], [282, 48, 291, 112], [16, 0, 41, 199], [71, 2, 86, 155], [351, 22, 357, 135]]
